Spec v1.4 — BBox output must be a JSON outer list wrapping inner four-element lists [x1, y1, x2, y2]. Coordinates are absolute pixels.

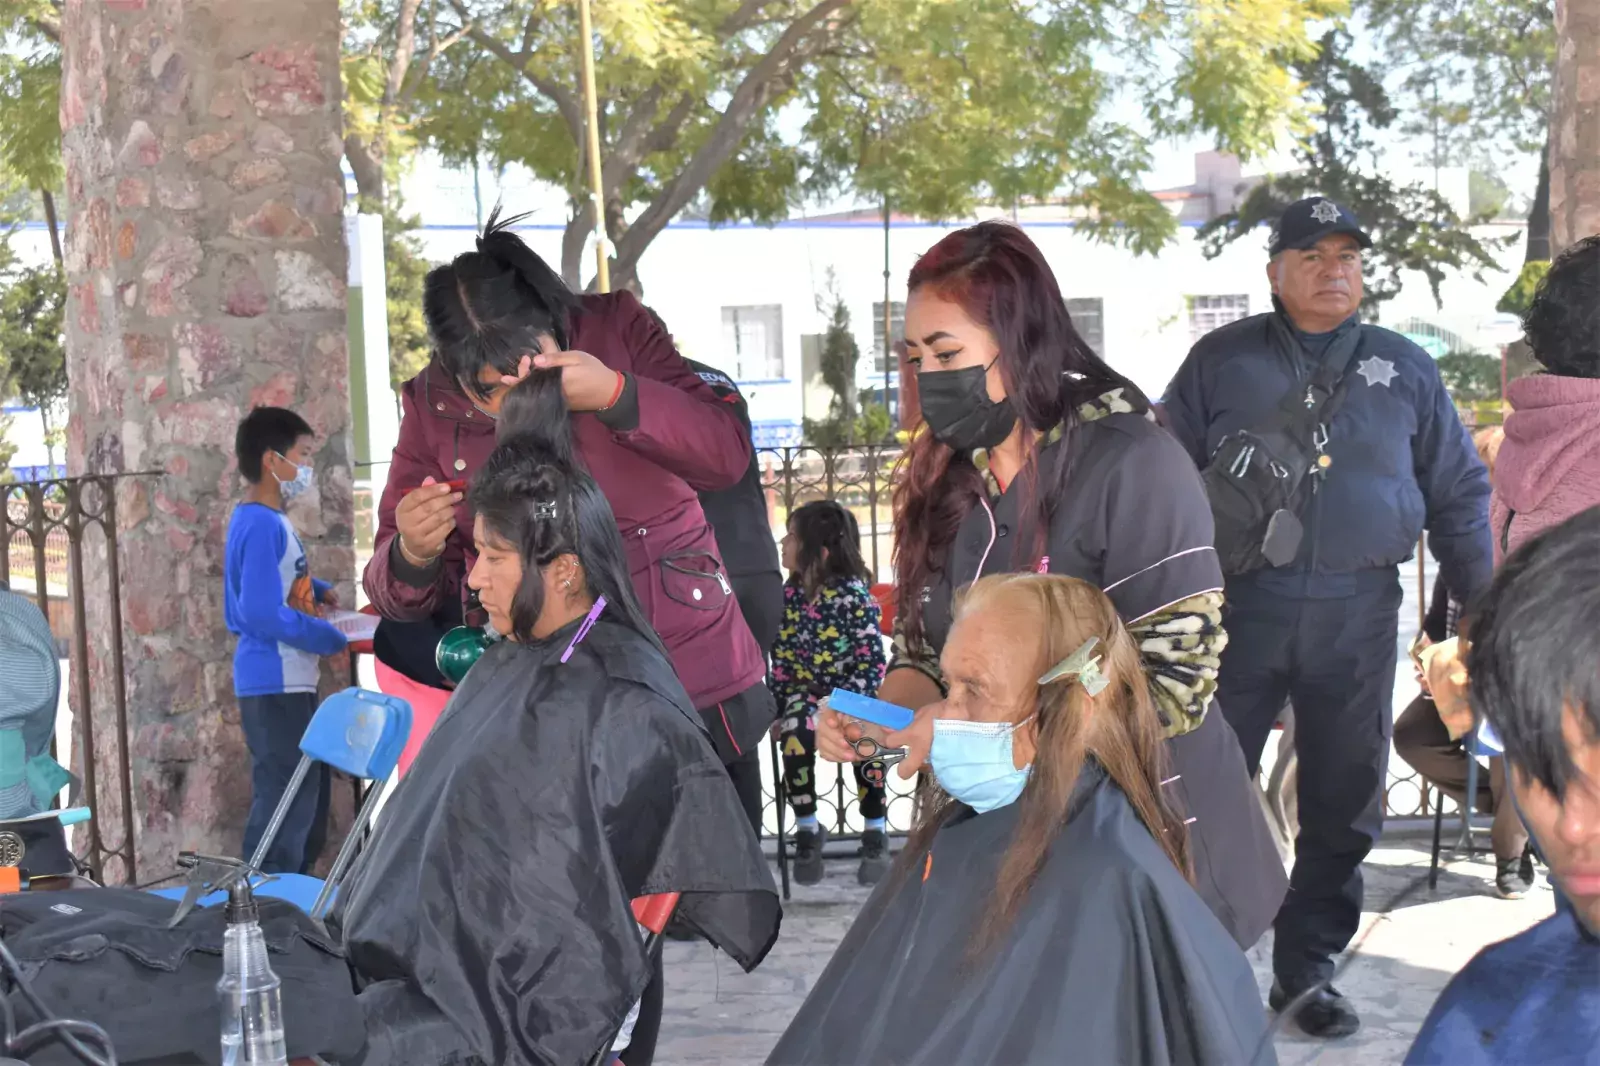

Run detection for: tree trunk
[[1526, 140, 1551, 263], [40, 189, 63, 265], [560, 207, 588, 290], [1548, 0, 1600, 257], [344, 134, 386, 212], [39, 407, 54, 473], [61, 0, 353, 884]]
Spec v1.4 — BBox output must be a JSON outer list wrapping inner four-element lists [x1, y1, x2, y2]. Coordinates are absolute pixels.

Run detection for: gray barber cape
[[335, 618, 781, 1066], [767, 764, 1274, 1066]]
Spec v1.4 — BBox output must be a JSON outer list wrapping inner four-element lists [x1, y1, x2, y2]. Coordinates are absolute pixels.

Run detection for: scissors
[[851, 735, 908, 789]]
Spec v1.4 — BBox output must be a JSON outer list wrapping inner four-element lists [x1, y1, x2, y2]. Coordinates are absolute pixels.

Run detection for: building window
[[1188, 295, 1250, 344], [721, 305, 784, 380], [872, 302, 906, 374], [1066, 298, 1105, 356]]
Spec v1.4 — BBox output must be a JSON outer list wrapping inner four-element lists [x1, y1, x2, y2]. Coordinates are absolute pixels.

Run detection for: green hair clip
[[1037, 637, 1109, 697]]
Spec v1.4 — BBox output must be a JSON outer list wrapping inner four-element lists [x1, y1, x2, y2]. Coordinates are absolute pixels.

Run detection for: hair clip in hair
[[533, 501, 558, 520], [1037, 637, 1109, 697]]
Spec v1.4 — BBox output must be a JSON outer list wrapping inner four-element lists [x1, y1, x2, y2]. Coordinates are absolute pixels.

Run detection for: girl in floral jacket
[[771, 501, 888, 886]]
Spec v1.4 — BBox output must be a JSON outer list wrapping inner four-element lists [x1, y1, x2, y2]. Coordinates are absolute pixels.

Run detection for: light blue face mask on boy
[[276, 453, 315, 502], [929, 719, 1032, 814]]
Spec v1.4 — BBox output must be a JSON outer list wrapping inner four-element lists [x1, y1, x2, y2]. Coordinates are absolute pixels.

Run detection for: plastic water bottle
[[219, 880, 288, 1065]]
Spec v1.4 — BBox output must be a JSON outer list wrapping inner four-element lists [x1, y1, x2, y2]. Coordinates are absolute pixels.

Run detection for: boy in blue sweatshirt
[[225, 406, 347, 874]]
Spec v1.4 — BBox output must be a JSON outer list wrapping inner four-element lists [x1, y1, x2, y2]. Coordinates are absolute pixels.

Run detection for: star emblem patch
[[1356, 356, 1398, 388], [1310, 199, 1342, 224]]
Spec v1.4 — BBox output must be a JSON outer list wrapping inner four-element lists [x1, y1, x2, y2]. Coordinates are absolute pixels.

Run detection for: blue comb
[[828, 690, 915, 731]]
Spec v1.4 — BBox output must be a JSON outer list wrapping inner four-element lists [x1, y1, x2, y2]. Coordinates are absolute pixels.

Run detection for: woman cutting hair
[[363, 210, 773, 822], [817, 221, 1284, 948], [769, 573, 1271, 1065], [336, 431, 780, 1066]]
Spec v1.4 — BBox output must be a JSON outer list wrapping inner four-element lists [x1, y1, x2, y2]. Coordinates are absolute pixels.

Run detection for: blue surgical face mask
[[930, 718, 1032, 813], [276, 454, 314, 502]]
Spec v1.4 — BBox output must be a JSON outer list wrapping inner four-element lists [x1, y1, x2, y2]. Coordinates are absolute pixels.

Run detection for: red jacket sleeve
[[362, 381, 448, 621], [603, 291, 753, 492]]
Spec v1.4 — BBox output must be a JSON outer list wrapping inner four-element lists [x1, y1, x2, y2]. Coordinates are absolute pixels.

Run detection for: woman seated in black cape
[[767, 573, 1271, 1066], [333, 372, 781, 1066]]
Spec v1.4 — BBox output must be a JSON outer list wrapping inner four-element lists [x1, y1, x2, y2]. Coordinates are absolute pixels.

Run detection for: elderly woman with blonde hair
[[767, 573, 1271, 1066]]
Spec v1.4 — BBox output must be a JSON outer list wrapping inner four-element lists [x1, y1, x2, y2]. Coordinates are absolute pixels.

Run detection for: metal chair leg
[[1457, 743, 1480, 851], [769, 733, 790, 902], [1429, 787, 1444, 889]]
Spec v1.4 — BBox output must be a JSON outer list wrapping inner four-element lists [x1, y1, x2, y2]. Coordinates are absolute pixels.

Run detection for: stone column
[[61, 0, 351, 883], [1550, 0, 1600, 256]]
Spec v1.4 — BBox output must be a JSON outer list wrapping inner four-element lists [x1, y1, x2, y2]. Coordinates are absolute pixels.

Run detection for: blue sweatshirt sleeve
[[234, 518, 348, 657], [312, 578, 332, 603], [1413, 367, 1493, 604], [1160, 346, 1211, 468]]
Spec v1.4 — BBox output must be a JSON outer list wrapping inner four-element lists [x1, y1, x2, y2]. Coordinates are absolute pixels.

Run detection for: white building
[[405, 153, 1529, 447], [2, 153, 1530, 467]]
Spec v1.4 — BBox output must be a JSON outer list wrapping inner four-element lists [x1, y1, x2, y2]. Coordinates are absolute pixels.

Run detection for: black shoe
[[857, 829, 890, 886], [1520, 843, 1537, 883], [1269, 982, 1361, 1038], [1496, 854, 1535, 899], [794, 825, 828, 885]]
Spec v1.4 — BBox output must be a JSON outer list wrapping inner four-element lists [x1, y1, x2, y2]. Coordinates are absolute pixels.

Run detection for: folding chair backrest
[[1475, 719, 1504, 758], [300, 687, 413, 782], [631, 892, 681, 936], [870, 583, 896, 636]]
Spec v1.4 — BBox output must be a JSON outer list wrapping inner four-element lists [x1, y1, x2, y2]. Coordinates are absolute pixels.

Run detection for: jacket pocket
[[660, 551, 732, 612]]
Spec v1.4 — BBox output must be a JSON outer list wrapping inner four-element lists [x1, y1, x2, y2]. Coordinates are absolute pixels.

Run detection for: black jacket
[[913, 411, 1286, 949], [684, 358, 784, 654], [1162, 313, 1492, 602]]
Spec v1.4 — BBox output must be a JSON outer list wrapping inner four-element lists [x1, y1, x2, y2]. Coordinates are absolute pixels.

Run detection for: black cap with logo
[[1270, 197, 1373, 256]]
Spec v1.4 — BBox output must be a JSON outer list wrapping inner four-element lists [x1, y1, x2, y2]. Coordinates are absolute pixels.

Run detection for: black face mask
[[917, 361, 1018, 452]]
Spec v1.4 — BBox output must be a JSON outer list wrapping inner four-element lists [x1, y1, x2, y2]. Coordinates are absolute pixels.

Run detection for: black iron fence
[[7, 440, 1474, 868], [2, 474, 141, 883]]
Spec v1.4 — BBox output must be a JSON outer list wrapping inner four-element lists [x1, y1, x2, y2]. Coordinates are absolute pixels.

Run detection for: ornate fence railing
[[2, 474, 143, 882], [8, 433, 1484, 862]]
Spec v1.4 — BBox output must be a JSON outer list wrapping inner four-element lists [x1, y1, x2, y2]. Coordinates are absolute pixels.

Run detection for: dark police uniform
[[1162, 308, 1492, 990]]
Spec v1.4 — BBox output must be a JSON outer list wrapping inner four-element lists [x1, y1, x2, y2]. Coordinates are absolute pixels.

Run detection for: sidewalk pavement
[[655, 841, 1556, 1066]]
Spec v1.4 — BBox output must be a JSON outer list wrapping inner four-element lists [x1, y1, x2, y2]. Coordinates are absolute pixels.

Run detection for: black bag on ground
[[0, 887, 363, 1065], [1202, 315, 1363, 576]]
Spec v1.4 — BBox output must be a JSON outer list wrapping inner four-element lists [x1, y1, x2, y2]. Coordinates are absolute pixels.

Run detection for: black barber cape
[[334, 618, 782, 1066], [767, 764, 1274, 1066]]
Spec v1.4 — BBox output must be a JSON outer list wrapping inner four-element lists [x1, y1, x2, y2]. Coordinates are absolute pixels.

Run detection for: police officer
[[1162, 198, 1492, 1038]]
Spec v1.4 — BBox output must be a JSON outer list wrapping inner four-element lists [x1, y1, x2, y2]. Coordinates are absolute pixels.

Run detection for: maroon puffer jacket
[[363, 290, 765, 711]]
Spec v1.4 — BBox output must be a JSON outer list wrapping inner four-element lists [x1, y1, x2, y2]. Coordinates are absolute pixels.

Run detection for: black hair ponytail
[[471, 438, 664, 657], [496, 370, 577, 467]]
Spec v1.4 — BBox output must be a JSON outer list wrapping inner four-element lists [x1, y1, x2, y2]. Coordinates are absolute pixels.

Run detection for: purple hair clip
[[560, 595, 607, 663]]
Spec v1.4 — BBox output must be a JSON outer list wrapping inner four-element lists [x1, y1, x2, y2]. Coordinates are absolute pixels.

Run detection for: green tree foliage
[[801, 291, 890, 446], [385, 211, 433, 390], [343, 0, 476, 210], [1435, 350, 1502, 403], [1362, 0, 1554, 260], [0, 261, 67, 470], [424, 0, 1341, 292], [1199, 29, 1506, 313], [1496, 260, 1550, 317]]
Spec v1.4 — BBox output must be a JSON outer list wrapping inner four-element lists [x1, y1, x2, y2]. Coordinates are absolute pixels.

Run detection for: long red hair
[[892, 222, 1144, 649]]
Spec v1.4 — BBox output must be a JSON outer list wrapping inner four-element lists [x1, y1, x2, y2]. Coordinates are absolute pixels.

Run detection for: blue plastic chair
[[153, 687, 412, 918], [1429, 718, 1504, 888]]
